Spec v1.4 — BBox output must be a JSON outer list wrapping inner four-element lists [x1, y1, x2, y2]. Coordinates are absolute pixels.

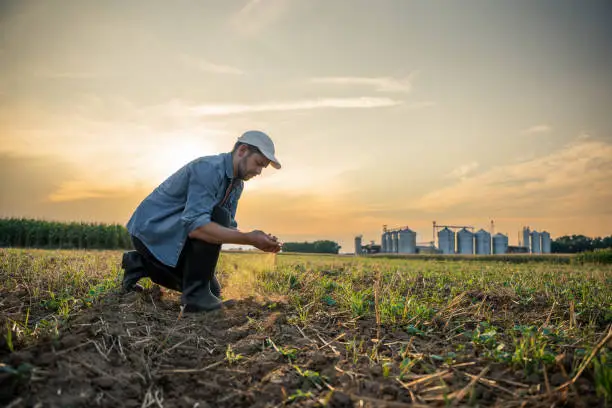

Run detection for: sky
[[1, 0, 611, 252]]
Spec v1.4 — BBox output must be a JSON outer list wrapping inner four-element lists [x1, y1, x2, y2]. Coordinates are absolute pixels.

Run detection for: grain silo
[[381, 232, 388, 253], [438, 227, 455, 254], [398, 228, 417, 254], [522, 227, 531, 252], [531, 230, 541, 254], [457, 228, 474, 255], [354, 236, 362, 255], [541, 231, 551, 254], [474, 229, 491, 255], [388, 231, 397, 253], [492, 233, 508, 254]]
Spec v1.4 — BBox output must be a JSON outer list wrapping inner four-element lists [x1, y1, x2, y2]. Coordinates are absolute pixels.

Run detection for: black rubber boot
[[211, 275, 222, 298], [180, 239, 237, 312], [121, 251, 147, 293], [182, 281, 223, 312]]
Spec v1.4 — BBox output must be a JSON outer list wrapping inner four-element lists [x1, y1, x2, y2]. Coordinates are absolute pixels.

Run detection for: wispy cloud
[[311, 73, 417, 93], [179, 54, 244, 75], [448, 161, 479, 179], [522, 124, 552, 134], [411, 136, 612, 216], [190, 97, 403, 116], [47, 181, 125, 202]]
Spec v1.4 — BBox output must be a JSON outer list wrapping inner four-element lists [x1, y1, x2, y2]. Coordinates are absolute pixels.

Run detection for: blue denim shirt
[[127, 152, 243, 267]]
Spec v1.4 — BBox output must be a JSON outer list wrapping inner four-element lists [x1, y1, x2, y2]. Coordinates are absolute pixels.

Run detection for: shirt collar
[[223, 152, 234, 179]]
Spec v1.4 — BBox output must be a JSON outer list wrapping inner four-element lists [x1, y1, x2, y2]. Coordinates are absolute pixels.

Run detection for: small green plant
[[286, 389, 313, 403], [345, 337, 364, 365], [5, 322, 14, 352], [293, 365, 327, 388], [225, 345, 243, 365], [382, 361, 393, 377], [511, 325, 555, 373], [295, 302, 312, 324]]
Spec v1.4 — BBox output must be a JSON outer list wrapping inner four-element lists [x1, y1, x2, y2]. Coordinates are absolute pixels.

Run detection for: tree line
[[0, 218, 132, 250], [281, 240, 341, 254], [1, 218, 607, 255], [551, 234, 612, 253]]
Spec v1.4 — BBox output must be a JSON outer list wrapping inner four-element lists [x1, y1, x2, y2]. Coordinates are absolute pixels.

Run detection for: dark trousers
[[131, 235, 221, 303]]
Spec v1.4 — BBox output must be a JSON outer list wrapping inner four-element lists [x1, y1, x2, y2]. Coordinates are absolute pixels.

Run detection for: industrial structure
[[355, 221, 553, 255], [520, 227, 552, 254]]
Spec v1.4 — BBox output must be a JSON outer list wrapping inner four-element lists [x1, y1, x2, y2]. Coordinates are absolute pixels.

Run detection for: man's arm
[[189, 222, 281, 252], [188, 222, 251, 245]]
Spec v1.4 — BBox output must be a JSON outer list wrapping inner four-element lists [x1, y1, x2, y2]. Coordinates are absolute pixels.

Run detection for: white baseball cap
[[237, 130, 281, 169]]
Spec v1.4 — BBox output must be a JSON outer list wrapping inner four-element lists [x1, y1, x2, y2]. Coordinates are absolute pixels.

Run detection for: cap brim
[[261, 150, 281, 169]]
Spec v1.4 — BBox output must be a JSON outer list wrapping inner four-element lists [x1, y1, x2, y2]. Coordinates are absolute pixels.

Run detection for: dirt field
[[1, 249, 611, 407]]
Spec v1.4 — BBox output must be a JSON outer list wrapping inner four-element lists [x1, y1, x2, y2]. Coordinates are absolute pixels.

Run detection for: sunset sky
[[1, 0, 611, 251]]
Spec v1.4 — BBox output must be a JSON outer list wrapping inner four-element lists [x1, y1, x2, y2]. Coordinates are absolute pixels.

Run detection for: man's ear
[[237, 144, 249, 158]]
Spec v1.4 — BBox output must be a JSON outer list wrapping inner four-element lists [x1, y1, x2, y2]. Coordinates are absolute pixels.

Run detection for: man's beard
[[236, 157, 249, 180]]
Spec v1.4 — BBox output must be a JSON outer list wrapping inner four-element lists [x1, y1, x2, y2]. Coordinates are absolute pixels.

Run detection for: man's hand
[[247, 230, 282, 253]]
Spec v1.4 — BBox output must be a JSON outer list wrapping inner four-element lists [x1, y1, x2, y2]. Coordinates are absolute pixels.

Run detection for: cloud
[[189, 97, 404, 116], [411, 137, 612, 217], [47, 181, 137, 202], [179, 54, 244, 75], [448, 161, 479, 179], [0, 152, 73, 211], [522, 124, 552, 134], [311, 73, 418, 93], [0, 152, 150, 225]]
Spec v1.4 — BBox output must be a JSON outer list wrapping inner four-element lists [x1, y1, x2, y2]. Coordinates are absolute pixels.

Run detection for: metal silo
[[522, 227, 531, 252], [541, 231, 551, 254], [381, 232, 387, 253], [492, 233, 508, 254], [531, 230, 541, 254], [354, 236, 362, 255], [390, 231, 398, 253], [438, 227, 455, 254], [457, 228, 474, 255], [474, 229, 491, 255], [398, 228, 417, 254]]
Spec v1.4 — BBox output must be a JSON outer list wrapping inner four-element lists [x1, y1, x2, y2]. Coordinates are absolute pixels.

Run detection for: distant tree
[[282, 240, 341, 254], [552, 234, 612, 253]]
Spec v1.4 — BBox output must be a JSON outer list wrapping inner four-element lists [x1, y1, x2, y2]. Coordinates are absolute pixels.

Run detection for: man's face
[[237, 147, 270, 181]]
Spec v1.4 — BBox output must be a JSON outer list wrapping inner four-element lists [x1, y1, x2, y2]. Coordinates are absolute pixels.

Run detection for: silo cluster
[[380, 227, 417, 254], [438, 228, 507, 255], [369, 223, 552, 256], [522, 227, 551, 254]]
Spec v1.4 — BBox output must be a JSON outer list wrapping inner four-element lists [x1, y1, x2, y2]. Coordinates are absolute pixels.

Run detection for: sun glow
[[148, 138, 216, 182]]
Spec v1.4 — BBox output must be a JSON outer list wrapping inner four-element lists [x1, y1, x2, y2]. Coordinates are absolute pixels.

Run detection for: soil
[[0, 287, 606, 408]]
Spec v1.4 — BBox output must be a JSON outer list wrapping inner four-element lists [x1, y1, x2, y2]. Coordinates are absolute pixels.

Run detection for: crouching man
[[121, 130, 282, 312]]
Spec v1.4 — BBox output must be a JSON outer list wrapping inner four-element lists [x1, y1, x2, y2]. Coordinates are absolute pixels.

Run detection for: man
[[121, 130, 282, 312]]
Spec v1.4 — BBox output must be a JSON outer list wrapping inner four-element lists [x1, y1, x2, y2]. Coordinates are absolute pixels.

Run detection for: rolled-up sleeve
[[181, 161, 221, 233]]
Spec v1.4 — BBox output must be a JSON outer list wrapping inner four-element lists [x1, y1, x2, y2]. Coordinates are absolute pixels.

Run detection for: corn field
[[0, 218, 132, 250]]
